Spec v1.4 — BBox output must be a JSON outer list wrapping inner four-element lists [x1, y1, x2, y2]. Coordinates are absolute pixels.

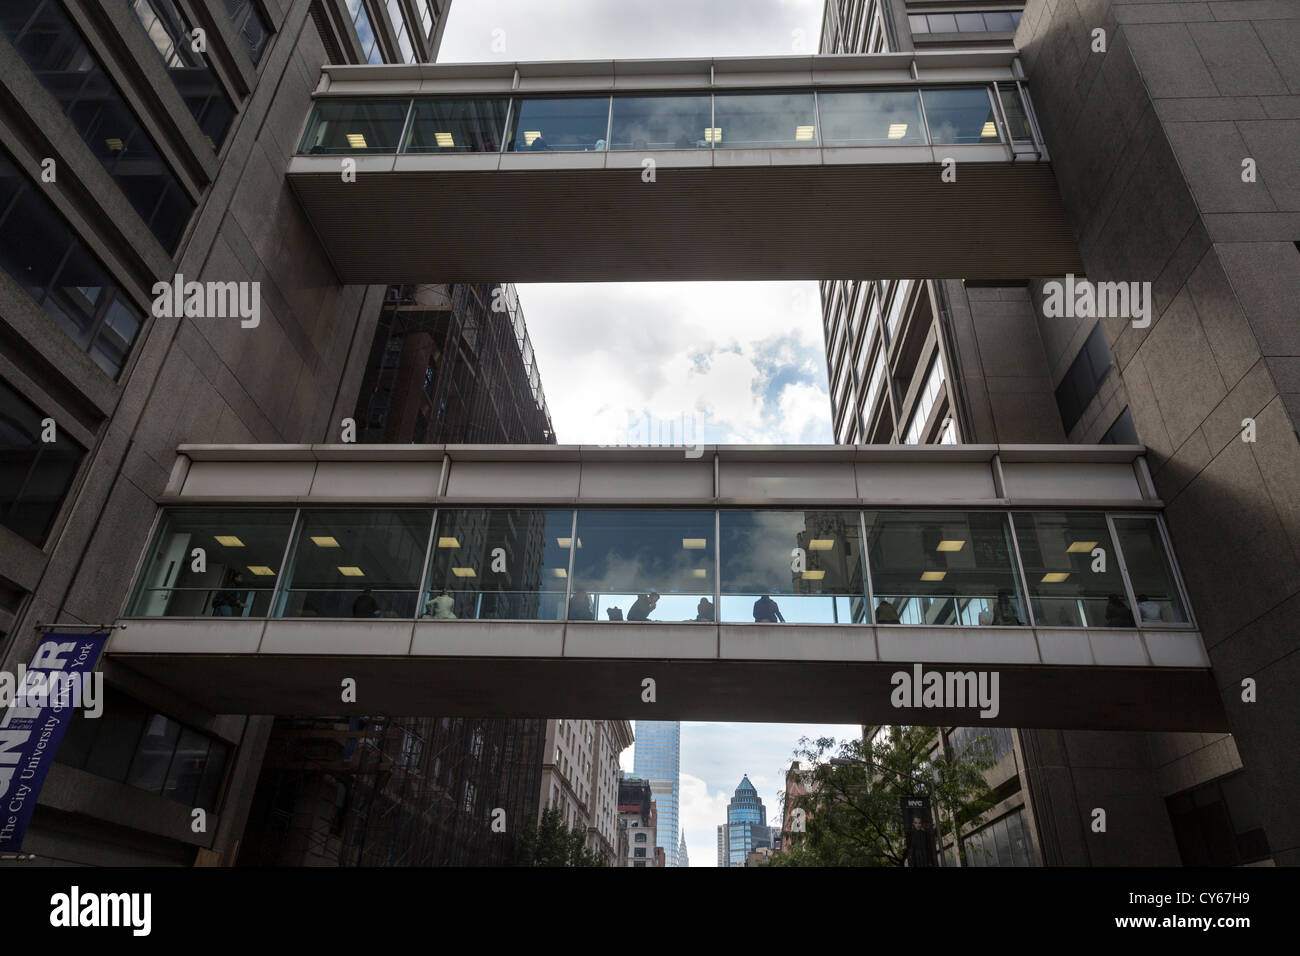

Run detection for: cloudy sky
[[441, 0, 860, 865]]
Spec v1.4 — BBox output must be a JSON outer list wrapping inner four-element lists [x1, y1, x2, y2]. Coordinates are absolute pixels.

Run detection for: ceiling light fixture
[[214, 535, 244, 547]]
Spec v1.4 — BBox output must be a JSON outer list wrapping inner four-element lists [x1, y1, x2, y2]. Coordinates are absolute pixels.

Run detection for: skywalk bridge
[[108, 444, 1224, 731], [286, 52, 1084, 282]]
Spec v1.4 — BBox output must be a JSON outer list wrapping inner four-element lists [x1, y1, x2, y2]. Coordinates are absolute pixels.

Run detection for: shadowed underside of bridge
[[110, 652, 1225, 731], [289, 162, 1082, 283]]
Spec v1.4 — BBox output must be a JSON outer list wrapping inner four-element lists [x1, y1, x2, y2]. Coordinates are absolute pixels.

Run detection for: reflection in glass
[[817, 90, 927, 146], [610, 95, 713, 150], [921, 88, 1001, 144], [277, 509, 433, 618], [297, 99, 411, 153], [0, 376, 85, 546], [508, 97, 611, 151], [424, 508, 573, 620], [998, 85, 1035, 142], [712, 92, 818, 148], [1113, 516, 1188, 624], [128, 508, 296, 617], [1013, 512, 1133, 626], [865, 511, 1026, 625], [570, 510, 714, 621], [405, 98, 511, 152], [719, 511, 866, 623]]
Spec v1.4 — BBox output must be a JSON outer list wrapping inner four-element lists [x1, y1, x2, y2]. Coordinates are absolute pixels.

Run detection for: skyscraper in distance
[[633, 721, 680, 866], [725, 775, 771, 867]]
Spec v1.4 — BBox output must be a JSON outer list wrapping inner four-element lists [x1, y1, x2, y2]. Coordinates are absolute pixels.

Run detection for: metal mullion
[[812, 87, 823, 149], [1005, 511, 1037, 628], [915, 85, 933, 147], [268, 507, 303, 618], [563, 509, 578, 623], [396, 97, 416, 154], [988, 82, 1013, 156], [604, 94, 613, 151], [713, 508, 721, 627], [1151, 512, 1197, 630], [860, 509, 875, 624], [500, 95, 514, 152], [1106, 512, 1143, 631], [416, 505, 439, 619]]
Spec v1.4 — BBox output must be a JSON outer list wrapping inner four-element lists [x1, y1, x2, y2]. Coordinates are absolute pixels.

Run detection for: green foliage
[[768, 727, 998, 867], [514, 805, 608, 867]]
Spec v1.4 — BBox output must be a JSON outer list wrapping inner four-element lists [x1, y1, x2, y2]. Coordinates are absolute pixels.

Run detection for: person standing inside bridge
[[212, 571, 246, 617], [426, 588, 456, 620], [753, 594, 784, 623], [694, 597, 714, 622], [569, 588, 594, 620], [628, 591, 659, 621], [352, 587, 379, 618]]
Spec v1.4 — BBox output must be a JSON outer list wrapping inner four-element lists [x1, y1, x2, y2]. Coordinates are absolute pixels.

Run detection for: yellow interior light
[[451, 567, 477, 578], [437, 537, 461, 549], [346, 133, 368, 149], [215, 535, 245, 547], [936, 540, 965, 552], [808, 539, 835, 551], [524, 130, 542, 145], [337, 566, 365, 577], [434, 131, 455, 148], [920, 570, 946, 581], [802, 570, 826, 580], [980, 121, 996, 138], [247, 566, 275, 576], [795, 125, 816, 141], [887, 124, 907, 139], [692, 569, 709, 578], [682, 538, 707, 550], [1041, 572, 1070, 583], [311, 536, 340, 548], [1066, 541, 1098, 553], [705, 127, 722, 143]]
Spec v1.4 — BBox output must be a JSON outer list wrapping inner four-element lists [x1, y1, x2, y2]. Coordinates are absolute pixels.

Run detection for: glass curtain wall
[[127, 507, 1191, 628]]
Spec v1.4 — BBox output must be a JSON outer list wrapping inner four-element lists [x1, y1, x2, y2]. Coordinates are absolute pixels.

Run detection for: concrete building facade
[[821, 0, 1295, 865], [540, 718, 633, 864], [0, 0, 450, 866]]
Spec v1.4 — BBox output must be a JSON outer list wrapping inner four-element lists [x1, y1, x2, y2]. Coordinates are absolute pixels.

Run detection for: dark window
[[1099, 407, 1139, 445], [0, 376, 85, 545], [983, 11, 1017, 31], [1054, 324, 1113, 433], [126, 0, 237, 150], [926, 14, 957, 32], [908, 14, 928, 34], [634, 847, 646, 857], [1167, 772, 1271, 866], [220, 0, 272, 65], [2, 0, 195, 252], [955, 13, 986, 31], [56, 687, 231, 808]]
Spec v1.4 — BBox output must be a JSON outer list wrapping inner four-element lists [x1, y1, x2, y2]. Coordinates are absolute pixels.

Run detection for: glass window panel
[[404, 97, 510, 153], [0, 0, 196, 251], [1113, 517, 1188, 624], [0, 375, 86, 546], [712, 91, 818, 148], [195, 739, 229, 810], [956, 13, 987, 32], [921, 88, 1000, 144], [998, 85, 1035, 142], [1099, 407, 1139, 445], [125, 712, 181, 794], [128, 0, 237, 149], [865, 511, 1026, 626], [508, 97, 610, 151], [129, 508, 296, 617], [610, 94, 712, 150], [221, 0, 272, 64], [817, 89, 927, 146], [1012, 511, 1134, 627], [297, 99, 410, 153], [83, 691, 148, 782], [993, 815, 1015, 865], [424, 508, 573, 620], [161, 727, 210, 805], [908, 14, 929, 34], [279, 509, 433, 618], [570, 510, 715, 622], [719, 510, 867, 624], [983, 11, 1017, 31], [927, 14, 957, 32]]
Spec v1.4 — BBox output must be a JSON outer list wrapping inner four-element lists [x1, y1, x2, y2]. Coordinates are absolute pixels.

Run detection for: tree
[[514, 806, 607, 866], [768, 727, 997, 867]]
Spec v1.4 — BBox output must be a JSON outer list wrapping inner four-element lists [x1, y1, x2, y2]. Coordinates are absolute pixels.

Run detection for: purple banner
[[0, 633, 108, 852]]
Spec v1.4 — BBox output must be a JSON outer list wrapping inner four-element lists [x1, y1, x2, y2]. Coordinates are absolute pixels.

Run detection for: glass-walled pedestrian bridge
[[109, 444, 1223, 732], [286, 52, 1083, 282]]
